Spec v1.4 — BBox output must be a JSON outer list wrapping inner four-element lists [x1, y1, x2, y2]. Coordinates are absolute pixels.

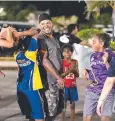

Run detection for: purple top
[[87, 49, 115, 93]]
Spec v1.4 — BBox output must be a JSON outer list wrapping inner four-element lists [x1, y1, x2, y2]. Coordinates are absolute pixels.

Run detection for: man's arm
[[98, 77, 115, 104], [42, 52, 64, 88], [13, 29, 38, 39], [97, 77, 115, 116], [97, 57, 115, 116], [43, 52, 61, 80], [39, 37, 64, 88]]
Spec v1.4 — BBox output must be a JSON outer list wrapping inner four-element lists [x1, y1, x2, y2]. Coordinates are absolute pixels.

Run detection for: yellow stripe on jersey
[[25, 50, 37, 63], [14, 52, 19, 60], [25, 50, 43, 90], [33, 64, 43, 90]]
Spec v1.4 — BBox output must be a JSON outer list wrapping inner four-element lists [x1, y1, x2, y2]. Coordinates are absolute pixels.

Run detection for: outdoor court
[[0, 70, 115, 121]]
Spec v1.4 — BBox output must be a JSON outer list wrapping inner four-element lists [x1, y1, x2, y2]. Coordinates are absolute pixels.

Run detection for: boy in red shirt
[[61, 44, 79, 121]]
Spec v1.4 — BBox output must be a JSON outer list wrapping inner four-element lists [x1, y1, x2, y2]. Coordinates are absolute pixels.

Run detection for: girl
[[13, 30, 44, 121], [1, 27, 44, 121], [82, 33, 115, 121], [0, 27, 15, 77], [0, 26, 14, 48]]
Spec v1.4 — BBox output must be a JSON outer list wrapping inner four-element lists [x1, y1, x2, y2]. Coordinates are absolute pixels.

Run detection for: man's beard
[[41, 29, 52, 35]]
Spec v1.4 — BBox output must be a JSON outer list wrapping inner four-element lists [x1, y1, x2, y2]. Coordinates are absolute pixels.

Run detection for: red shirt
[[62, 59, 77, 88]]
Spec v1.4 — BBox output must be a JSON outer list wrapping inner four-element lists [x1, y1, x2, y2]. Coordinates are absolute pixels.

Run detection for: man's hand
[[96, 101, 104, 116], [25, 28, 38, 36], [56, 78, 64, 89], [6, 27, 17, 34]]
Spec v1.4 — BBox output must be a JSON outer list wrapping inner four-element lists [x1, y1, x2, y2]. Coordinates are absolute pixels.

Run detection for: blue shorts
[[64, 87, 78, 103], [17, 90, 44, 119]]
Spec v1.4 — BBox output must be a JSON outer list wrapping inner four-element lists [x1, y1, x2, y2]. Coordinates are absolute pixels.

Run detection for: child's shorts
[[83, 89, 115, 116], [64, 86, 79, 104], [17, 90, 44, 119]]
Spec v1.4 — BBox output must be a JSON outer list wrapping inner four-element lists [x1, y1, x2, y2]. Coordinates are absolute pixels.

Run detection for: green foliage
[[109, 41, 115, 51], [0, 2, 37, 21], [93, 13, 112, 25], [52, 15, 78, 32], [79, 23, 92, 30], [77, 28, 103, 41], [85, 1, 115, 20]]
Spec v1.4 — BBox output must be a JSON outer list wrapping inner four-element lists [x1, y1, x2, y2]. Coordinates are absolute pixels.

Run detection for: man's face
[[39, 20, 53, 34]]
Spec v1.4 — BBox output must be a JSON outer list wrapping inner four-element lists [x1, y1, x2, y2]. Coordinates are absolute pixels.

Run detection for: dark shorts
[[108, 57, 115, 77], [64, 87, 79, 103], [17, 90, 44, 119]]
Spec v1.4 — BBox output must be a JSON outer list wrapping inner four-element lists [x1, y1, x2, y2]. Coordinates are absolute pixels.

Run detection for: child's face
[[63, 48, 72, 59], [92, 36, 104, 52]]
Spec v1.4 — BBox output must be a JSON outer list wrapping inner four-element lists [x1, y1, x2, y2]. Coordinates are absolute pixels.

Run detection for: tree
[[85, 0, 115, 40], [52, 15, 78, 33], [0, 1, 37, 21]]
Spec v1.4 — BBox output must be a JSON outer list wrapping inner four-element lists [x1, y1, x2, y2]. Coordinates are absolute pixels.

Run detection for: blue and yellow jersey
[[14, 38, 43, 91]]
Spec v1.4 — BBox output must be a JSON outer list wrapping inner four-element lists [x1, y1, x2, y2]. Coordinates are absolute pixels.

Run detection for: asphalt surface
[[0, 70, 115, 121]]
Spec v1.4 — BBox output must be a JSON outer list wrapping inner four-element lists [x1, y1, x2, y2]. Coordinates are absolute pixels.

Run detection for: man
[[97, 57, 115, 117], [67, 24, 82, 44], [38, 13, 64, 121]]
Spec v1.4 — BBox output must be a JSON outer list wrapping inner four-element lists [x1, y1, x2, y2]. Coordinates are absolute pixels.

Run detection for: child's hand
[[103, 52, 109, 64], [61, 73, 66, 78], [8, 27, 17, 33], [82, 69, 88, 80]]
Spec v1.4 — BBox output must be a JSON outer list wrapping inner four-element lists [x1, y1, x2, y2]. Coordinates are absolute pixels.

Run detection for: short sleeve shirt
[[107, 57, 115, 77], [38, 34, 62, 84]]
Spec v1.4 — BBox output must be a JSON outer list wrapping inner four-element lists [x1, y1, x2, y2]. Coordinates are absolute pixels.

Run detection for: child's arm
[[74, 60, 79, 77], [61, 60, 79, 78]]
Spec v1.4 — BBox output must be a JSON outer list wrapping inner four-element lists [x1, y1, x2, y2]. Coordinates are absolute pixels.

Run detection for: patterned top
[[15, 38, 43, 91]]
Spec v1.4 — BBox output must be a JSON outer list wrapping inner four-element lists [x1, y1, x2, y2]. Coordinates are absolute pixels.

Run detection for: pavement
[[0, 70, 115, 121], [0, 61, 18, 70]]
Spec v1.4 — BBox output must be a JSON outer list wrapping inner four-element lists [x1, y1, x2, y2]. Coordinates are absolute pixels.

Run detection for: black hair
[[67, 24, 79, 34], [61, 43, 74, 53], [39, 13, 51, 23], [15, 29, 40, 51], [15, 36, 32, 51], [94, 33, 110, 48]]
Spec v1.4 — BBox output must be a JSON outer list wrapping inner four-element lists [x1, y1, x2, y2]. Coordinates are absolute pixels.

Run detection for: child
[[0, 27, 44, 121], [61, 44, 79, 121], [13, 31, 44, 121], [82, 33, 115, 121], [0, 27, 15, 78]]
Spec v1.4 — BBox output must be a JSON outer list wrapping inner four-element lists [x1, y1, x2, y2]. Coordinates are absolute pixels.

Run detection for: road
[[0, 70, 115, 121]]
